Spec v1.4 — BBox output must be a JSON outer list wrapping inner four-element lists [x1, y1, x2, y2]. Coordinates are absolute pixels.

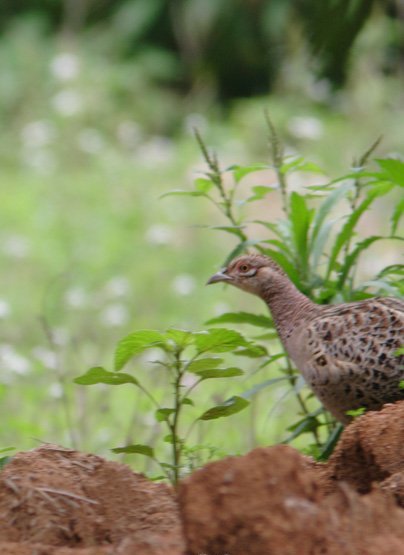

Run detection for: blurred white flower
[[135, 136, 174, 166], [212, 302, 230, 315], [48, 382, 63, 399], [104, 276, 130, 297], [50, 53, 80, 81], [32, 346, 57, 370], [288, 116, 324, 140], [22, 149, 56, 174], [21, 120, 56, 148], [77, 128, 104, 154], [145, 224, 174, 245], [65, 287, 88, 308], [52, 327, 69, 346], [100, 303, 130, 327], [183, 113, 208, 135], [0, 345, 31, 375], [2, 235, 30, 258], [172, 274, 196, 296], [117, 121, 141, 147], [0, 299, 10, 319], [52, 89, 82, 116]]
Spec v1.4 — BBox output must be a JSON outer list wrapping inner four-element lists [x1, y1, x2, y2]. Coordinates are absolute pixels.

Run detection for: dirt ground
[[0, 401, 403, 555]]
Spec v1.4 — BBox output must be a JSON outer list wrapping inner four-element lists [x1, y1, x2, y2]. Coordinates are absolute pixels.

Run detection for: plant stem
[[264, 111, 289, 217]]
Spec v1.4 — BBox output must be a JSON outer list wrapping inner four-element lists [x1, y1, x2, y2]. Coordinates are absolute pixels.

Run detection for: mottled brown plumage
[[207, 254, 404, 423]]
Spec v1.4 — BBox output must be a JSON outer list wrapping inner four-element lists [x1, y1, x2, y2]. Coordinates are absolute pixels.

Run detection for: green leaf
[[241, 376, 290, 399], [346, 407, 366, 418], [0, 447, 15, 454], [399, 381, 404, 390], [336, 236, 384, 289], [194, 177, 214, 193], [246, 185, 275, 202], [326, 193, 376, 279], [391, 197, 404, 235], [289, 192, 312, 274], [317, 423, 343, 461], [194, 367, 244, 379], [395, 347, 404, 356], [194, 328, 248, 354], [114, 330, 165, 370], [260, 247, 300, 285], [205, 311, 274, 328], [187, 357, 224, 373], [376, 158, 404, 187], [230, 163, 269, 183], [161, 190, 207, 198], [208, 225, 246, 238], [199, 396, 250, 420], [74, 367, 139, 386], [181, 397, 194, 406], [165, 328, 193, 348], [234, 344, 268, 358], [112, 444, 154, 457], [155, 408, 175, 422]]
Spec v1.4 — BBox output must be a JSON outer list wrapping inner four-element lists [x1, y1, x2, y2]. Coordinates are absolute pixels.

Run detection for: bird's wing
[[290, 298, 404, 417]]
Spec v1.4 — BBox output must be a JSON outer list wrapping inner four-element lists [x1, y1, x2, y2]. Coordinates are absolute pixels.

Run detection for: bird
[[207, 253, 404, 423]]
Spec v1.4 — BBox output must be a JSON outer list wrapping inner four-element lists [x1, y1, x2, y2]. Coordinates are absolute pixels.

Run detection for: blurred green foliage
[[1, 0, 403, 99], [0, 1, 403, 472]]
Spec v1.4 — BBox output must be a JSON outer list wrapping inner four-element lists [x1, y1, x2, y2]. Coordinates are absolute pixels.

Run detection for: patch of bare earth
[[0, 445, 185, 555], [0, 401, 403, 555]]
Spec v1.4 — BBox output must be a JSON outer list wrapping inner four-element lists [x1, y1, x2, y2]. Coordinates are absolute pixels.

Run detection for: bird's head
[[207, 254, 285, 297]]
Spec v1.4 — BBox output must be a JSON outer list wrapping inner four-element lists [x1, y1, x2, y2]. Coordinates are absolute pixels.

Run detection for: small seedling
[[75, 327, 267, 484]]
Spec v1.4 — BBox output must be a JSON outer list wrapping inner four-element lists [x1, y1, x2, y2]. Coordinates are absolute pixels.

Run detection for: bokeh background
[[0, 0, 403, 470]]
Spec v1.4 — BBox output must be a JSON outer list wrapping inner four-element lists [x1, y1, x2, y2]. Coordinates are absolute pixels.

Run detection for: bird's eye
[[239, 264, 250, 272]]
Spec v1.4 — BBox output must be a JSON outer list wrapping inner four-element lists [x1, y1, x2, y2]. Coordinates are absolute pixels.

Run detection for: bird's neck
[[259, 276, 318, 344]]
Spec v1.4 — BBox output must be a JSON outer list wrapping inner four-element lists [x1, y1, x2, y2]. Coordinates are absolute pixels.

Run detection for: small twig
[[37, 487, 99, 505]]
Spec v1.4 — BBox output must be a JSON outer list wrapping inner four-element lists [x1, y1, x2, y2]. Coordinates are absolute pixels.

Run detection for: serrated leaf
[[187, 357, 224, 373], [155, 408, 175, 422], [199, 396, 249, 420], [165, 328, 193, 347], [205, 311, 274, 328], [112, 444, 154, 457], [195, 367, 244, 379], [74, 367, 139, 386], [114, 330, 165, 371], [194, 328, 248, 354], [376, 158, 404, 187]]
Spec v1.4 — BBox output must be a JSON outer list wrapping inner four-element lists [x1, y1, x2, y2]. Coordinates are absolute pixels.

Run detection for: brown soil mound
[[179, 444, 404, 555], [323, 402, 404, 495], [0, 445, 185, 555], [1, 401, 403, 555]]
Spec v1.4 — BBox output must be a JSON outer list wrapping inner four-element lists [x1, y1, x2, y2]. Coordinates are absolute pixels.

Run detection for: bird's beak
[[206, 270, 233, 285]]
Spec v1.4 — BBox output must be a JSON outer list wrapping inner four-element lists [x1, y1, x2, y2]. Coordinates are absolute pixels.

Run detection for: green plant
[[75, 327, 268, 485], [164, 116, 403, 458]]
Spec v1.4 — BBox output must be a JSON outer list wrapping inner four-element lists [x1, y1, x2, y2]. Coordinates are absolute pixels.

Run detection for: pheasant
[[207, 254, 404, 423]]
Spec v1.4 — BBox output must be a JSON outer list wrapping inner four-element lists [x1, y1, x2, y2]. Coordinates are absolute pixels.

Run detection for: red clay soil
[[0, 401, 403, 555]]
